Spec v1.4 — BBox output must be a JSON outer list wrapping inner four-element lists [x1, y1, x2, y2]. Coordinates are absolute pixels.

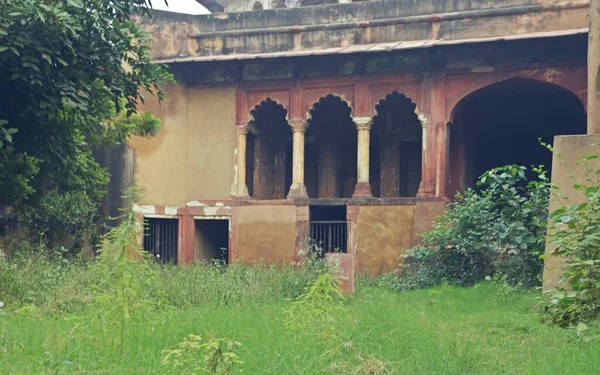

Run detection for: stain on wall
[[130, 83, 236, 206], [356, 205, 415, 275], [233, 205, 297, 265], [543, 135, 600, 290]]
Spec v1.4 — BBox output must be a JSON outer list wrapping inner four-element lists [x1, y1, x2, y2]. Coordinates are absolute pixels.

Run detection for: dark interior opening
[[449, 78, 586, 197], [370, 91, 422, 197], [246, 98, 292, 199], [194, 219, 229, 264], [309, 205, 348, 254], [143, 218, 179, 264], [305, 94, 357, 198]]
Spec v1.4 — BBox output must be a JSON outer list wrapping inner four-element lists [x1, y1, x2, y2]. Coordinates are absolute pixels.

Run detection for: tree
[[0, 0, 172, 249]]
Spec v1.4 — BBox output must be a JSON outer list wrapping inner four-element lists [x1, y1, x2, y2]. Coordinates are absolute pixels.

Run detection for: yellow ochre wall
[[130, 83, 236, 206], [232, 205, 297, 266], [356, 205, 416, 275]]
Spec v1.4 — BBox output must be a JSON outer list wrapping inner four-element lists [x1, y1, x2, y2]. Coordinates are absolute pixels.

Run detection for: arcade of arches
[[234, 79, 587, 202]]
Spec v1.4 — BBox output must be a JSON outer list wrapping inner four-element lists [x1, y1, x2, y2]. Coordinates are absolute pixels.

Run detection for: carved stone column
[[235, 124, 250, 198], [353, 117, 373, 198], [287, 119, 309, 199]]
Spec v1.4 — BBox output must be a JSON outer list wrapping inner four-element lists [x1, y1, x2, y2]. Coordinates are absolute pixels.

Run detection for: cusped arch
[[306, 94, 353, 125], [373, 90, 421, 135], [448, 76, 585, 121], [249, 97, 290, 136], [249, 97, 289, 123]]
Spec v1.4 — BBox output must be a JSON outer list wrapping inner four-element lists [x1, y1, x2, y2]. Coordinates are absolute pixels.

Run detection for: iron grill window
[[309, 221, 348, 254], [143, 218, 178, 264]]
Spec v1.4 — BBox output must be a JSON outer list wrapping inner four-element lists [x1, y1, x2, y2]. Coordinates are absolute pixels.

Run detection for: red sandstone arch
[[305, 94, 357, 198], [446, 68, 587, 120], [246, 97, 292, 199], [306, 94, 353, 124], [249, 97, 289, 123], [370, 91, 422, 197], [447, 76, 587, 196]]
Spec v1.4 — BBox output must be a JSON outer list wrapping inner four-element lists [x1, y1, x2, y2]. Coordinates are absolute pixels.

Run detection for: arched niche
[[448, 78, 586, 196], [305, 94, 356, 198], [370, 91, 422, 198], [246, 98, 292, 199]]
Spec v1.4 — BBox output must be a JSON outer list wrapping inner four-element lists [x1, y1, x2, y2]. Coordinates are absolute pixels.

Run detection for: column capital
[[354, 117, 373, 130], [289, 119, 308, 133], [236, 123, 250, 135]]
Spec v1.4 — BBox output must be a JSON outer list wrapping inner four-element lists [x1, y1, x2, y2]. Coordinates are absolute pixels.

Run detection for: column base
[[352, 182, 372, 198], [232, 184, 250, 199], [287, 183, 308, 199]]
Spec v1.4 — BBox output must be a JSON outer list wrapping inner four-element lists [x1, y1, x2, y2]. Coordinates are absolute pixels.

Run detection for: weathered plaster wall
[[543, 135, 600, 290], [140, 0, 589, 62], [232, 205, 297, 264], [130, 83, 236, 206], [356, 205, 415, 275], [411, 200, 447, 245]]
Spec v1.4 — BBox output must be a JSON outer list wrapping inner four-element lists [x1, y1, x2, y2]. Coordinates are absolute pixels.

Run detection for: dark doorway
[[194, 219, 229, 263], [305, 95, 357, 198], [309, 205, 348, 254], [449, 78, 586, 196], [370, 91, 422, 197], [144, 218, 179, 264], [247, 98, 293, 199]]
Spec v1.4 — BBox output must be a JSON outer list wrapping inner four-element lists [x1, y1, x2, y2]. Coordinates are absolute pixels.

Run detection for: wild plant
[[284, 270, 344, 340], [87, 187, 168, 356], [162, 334, 242, 374]]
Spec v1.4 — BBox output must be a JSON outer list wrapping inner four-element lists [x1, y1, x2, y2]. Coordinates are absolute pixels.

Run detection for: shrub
[[398, 165, 549, 289], [543, 154, 600, 333], [162, 334, 242, 374], [284, 270, 344, 340]]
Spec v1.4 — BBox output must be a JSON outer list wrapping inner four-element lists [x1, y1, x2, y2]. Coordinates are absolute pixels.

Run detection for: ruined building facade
[[118, 0, 592, 274]]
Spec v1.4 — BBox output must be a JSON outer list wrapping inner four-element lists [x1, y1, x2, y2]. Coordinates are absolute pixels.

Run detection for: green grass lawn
[[1, 283, 599, 374]]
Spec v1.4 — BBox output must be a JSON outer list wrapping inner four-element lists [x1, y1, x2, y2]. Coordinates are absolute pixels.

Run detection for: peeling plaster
[[204, 206, 223, 215], [187, 201, 207, 207], [133, 204, 156, 214], [165, 206, 178, 215]]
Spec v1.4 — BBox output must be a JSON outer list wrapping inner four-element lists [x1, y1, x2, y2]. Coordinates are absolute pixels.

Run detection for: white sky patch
[[151, 0, 210, 15]]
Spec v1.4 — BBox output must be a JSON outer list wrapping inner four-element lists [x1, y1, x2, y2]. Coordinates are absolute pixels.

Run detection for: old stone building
[[120, 0, 594, 275]]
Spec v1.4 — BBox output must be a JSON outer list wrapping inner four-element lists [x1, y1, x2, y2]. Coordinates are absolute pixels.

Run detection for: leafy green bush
[[543, 154, 600, 333], [398, 165, 549, 289], [162, 334, 243, 374], [284, 270, 344, 340]]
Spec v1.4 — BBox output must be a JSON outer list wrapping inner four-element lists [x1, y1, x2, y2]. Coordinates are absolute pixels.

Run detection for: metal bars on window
[[309, 221, 348, 254], [143, 218, 179, 264]]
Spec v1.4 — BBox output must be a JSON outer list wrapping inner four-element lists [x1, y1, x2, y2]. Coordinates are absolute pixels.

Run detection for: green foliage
[[16, 190, 103, 251], [162, 334, 243, 374], [398, 165, 549, 289], [284, 271, 344, 340], [544, 153, 600, 333], [5, 283, 600, 373], [0, 0, 171, 251], [89, 188, 168, 354], [0, 146, 38, 221], [0, 245, 329, 314]]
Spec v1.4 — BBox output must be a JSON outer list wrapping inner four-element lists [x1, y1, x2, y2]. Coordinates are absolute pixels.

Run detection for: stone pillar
[[287, 119, 308, 199], [236, 124, 250, 198], [380, 137, 400, 197], [353, 117, 373, 197], [589, 0, 600, 134]]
